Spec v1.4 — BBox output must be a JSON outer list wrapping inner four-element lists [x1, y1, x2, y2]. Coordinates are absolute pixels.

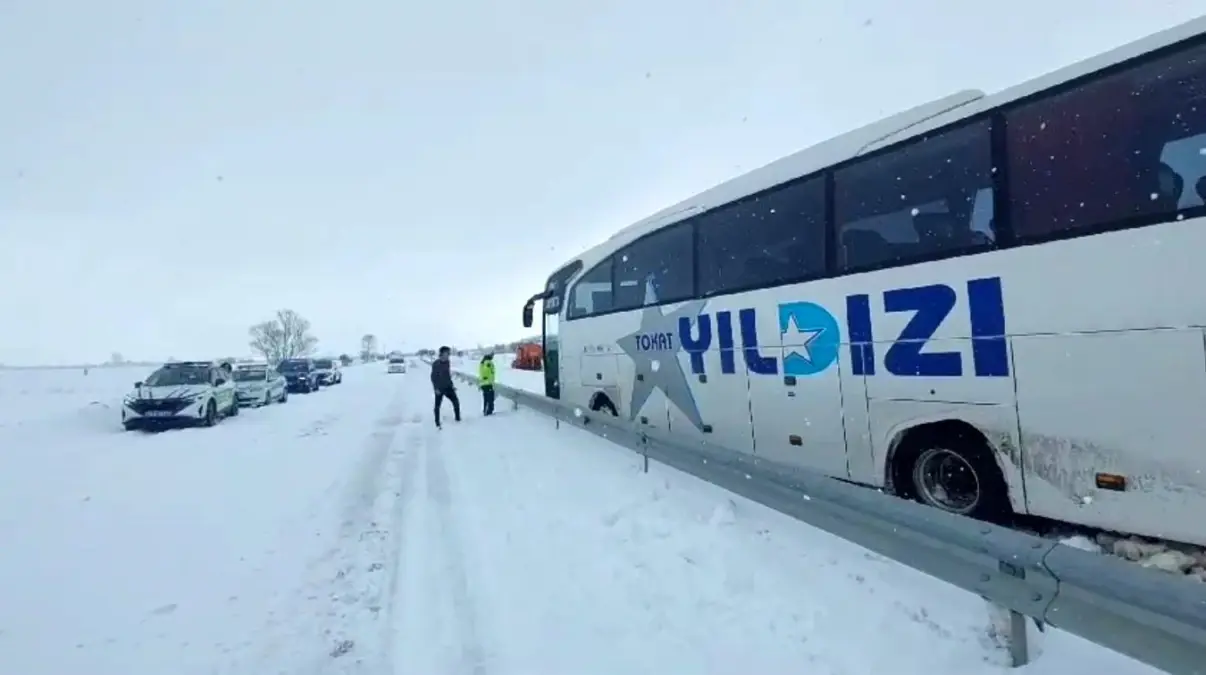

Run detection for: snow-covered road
[[0, 364, 1160, 674]]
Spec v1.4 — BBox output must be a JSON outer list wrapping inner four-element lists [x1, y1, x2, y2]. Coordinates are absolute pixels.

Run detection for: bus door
[[529, 261, 583, 400], [542, 309, 560, 399]]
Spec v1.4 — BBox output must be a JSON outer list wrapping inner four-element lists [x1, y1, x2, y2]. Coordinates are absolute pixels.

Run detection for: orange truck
[[511, 343, 543, 371]]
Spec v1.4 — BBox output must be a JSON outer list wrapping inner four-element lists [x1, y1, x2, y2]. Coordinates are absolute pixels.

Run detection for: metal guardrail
[[443, 366, 1206, 673]]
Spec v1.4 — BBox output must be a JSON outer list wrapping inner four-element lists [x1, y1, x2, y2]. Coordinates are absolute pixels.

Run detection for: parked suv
[[122, 360, 239, 430], [277, 358, 321, 393], [313, 358, 342, 386]]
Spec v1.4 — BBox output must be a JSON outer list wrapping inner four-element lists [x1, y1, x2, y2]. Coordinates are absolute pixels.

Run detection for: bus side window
[[544, 260, 583, 316], [1160, 133, 1206, 209], [568, 258, 614, 319], [1005, 38, 1206, 240], [613, 222, 693, 310], [834, 118, 995, 272], [696, 175, 826, 296]]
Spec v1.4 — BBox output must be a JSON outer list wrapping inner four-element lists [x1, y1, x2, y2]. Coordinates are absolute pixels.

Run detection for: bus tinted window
[[544, 260, 582, 315], [568, 258, 614, 319], [1006, 40, 1206, 240], [834, 119, 996, 272], [613, 222, 693, 310], [697, 176, 827, 296]]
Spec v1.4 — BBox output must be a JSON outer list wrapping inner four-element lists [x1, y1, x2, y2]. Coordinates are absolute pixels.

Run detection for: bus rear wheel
[[590, 395, 618, 417], [896, 422, 1010, 523]]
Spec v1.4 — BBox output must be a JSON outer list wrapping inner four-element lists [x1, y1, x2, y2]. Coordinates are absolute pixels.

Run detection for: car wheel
[[229, 398, 239, 417], [279, 390, 288, 403], [263, 391, 271, 407], [203, 400, 218, 426]]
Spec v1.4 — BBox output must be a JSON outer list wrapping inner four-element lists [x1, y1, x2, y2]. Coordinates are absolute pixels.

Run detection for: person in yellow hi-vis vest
[[478, 353, 497, 416]]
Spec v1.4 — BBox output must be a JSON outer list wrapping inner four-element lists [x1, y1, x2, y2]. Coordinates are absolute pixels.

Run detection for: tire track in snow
[[426, 427, 488, 674], [312, 405, 413, 674], [217, 392, 415, 675], [378, 415, 422, 673], [393, 423, 489, 675]]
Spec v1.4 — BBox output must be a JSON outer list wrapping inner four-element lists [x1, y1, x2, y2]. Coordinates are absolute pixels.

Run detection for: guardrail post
[[987, 600, 1034, 667], [1008, 609, 1031, 667], [640, 432, 649, 473]]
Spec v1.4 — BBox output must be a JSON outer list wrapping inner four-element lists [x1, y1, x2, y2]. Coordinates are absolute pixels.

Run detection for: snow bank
[[1054, 531, 1206, 581], [0, 365, 153, 432]]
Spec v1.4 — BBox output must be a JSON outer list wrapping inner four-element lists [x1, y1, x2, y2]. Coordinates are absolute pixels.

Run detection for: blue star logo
[[778, 301, 840, 376]]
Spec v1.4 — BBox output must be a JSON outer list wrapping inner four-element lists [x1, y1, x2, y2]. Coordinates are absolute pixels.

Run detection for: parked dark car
[[277, 358, 320, 393]]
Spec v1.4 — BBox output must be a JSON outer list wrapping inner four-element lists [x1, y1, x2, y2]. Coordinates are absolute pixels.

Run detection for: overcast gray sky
[[1, 0, 1201, 365]]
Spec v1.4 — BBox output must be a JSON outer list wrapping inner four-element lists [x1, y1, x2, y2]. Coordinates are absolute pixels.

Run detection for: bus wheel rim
[[913, 447, 981, 515]]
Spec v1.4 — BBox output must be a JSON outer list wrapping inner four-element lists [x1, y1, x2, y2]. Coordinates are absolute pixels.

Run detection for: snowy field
[[0, 364, 1164, 674]]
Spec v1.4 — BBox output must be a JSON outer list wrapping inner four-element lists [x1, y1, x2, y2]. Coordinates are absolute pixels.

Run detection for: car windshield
[[278, 360, 308, 372], [233, 369, 266, 382], [314, 359, 333, 368], [389, 358, 405, 364], [144, 365, 208, 386]]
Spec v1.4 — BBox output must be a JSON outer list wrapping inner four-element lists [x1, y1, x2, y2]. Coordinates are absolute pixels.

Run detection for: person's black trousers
[[434, 388, 461, 426], [481, 385, 495, 415]]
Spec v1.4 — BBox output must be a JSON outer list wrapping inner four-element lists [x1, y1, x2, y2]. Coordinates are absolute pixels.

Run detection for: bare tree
[[108, 352, 124, 365], [249, 309, 319, 365], [360, 334, 378, 361]]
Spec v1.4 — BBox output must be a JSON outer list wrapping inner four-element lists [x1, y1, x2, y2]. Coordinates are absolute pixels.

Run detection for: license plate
[[144, 411, 174, 417]]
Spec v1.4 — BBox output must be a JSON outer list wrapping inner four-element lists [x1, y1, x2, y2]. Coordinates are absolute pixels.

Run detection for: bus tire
[[590, 394, 618, 417], [893, 421, 1011, 523]]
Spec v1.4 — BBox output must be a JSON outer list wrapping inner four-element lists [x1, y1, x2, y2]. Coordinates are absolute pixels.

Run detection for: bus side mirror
[[522, 289, 554, 329], [134, 381, 143, 388]]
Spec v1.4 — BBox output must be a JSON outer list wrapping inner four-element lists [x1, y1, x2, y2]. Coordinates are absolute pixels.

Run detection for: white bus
[[520, 16, 1206, 547]]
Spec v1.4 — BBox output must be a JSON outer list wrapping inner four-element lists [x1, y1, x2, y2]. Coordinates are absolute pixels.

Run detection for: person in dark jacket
[[430, 346, 461, 428]]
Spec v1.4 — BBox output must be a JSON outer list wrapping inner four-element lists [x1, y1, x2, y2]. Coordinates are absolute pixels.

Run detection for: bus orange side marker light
[[789, 435, 803, 446]]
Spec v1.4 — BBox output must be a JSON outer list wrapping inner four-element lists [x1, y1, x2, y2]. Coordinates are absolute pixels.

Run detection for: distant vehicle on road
[[387, 357, 407, 374], [233, 365, 289, 407], [122, 360, 238, 430]]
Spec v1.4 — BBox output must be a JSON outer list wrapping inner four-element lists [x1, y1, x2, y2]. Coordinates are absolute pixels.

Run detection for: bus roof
[[582, 15, 1206, 260]]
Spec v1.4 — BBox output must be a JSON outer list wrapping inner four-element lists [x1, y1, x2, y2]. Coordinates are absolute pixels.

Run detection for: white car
[[313, 358, 342, 385], [387, 357, 407, 374], [122, 361, 239, 430], [233, 365, 289, 407]]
